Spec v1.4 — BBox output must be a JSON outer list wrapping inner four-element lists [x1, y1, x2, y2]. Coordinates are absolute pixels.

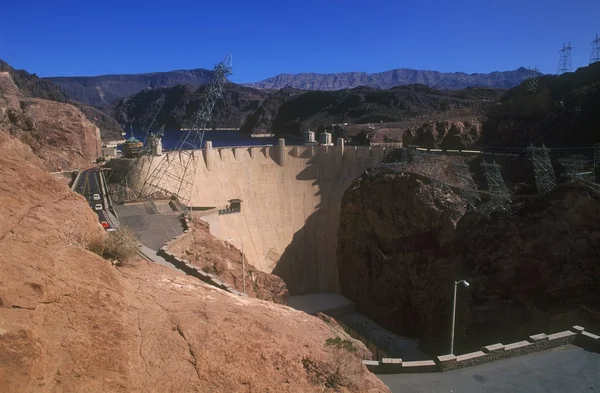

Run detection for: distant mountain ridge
[[45, 68, 214, 106], [245, 67, 541, 91]]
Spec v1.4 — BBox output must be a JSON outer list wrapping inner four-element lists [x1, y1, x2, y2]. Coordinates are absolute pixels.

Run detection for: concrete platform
[[378, 345, 600, 393], [114, 201, 183, 251], [288, 293, 356, 316]]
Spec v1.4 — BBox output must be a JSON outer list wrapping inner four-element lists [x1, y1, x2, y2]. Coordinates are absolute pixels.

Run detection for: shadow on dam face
[[119, 142, 390, 295]]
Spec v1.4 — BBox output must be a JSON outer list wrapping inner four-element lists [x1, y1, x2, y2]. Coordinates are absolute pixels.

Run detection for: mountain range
[[43, 67, 540, 106], [244, 67, 541, 91]]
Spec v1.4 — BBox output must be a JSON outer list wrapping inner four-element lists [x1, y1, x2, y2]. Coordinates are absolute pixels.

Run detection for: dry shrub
[[302, 346, 362, 390], [87, 227, 139, 265]]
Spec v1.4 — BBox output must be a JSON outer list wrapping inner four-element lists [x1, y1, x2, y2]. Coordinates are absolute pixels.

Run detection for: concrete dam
[[128, 139, 391, 294]]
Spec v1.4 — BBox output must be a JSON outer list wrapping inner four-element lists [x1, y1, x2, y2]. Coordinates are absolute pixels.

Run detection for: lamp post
[[450, 279, 470, 355], [226, 238, 245, 294]]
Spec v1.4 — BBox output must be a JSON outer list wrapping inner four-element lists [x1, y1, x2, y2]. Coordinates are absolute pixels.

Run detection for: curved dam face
[[132, 140, 390, 294]]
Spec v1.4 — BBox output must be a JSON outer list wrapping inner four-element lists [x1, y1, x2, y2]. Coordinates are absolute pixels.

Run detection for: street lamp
[[225, 238, 245, 294], [450, 279, 470, 355]]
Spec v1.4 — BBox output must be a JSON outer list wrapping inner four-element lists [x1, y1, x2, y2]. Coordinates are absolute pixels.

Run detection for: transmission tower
[[524, 65, 541, 92], [591, 34, 600, 65], [527, 144, 557, 194], [481, 161, 511, 210], [137, 55, 233, 207], [140, 93, 166, 147], [452, 162, 481, 209], [557, 42, 573, 74], [560, 154, 594, 183]]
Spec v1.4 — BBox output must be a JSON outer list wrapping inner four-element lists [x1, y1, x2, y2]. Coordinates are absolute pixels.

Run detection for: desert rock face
[[402, 119, 482, 149], [167, 220, 289, 304], [337, 171, 466, 353], [0, 71, 101, 171], [337, 167, 600, 355], [0, 130, 388, 393]]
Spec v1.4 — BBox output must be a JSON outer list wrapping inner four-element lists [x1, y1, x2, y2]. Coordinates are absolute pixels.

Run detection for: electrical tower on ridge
[[591, 34, 600, 65], [136, 55, 233, 208], [557, 42, 573, 74]]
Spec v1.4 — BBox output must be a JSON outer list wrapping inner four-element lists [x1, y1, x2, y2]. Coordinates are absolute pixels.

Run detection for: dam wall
[[133, 140, 391, 294]]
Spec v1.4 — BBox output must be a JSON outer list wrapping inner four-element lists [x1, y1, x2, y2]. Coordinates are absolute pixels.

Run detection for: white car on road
[[94, 204, 103, 211]]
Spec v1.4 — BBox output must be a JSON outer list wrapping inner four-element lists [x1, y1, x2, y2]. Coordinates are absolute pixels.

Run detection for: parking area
[[378, 345, 600, 393], [114, 201, 183, 250]]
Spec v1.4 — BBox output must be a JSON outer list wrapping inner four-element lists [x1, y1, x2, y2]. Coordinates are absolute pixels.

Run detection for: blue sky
[[0, 0, 598, 82]]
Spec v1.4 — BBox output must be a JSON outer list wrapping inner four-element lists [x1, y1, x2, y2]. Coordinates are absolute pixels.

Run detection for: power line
[[557, 42, 574, 75], [481, 161, 511, 211]]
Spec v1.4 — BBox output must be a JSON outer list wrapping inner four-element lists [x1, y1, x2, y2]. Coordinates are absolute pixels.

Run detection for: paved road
[[72, 166, 116, 230], [378, 345, 600, 393]]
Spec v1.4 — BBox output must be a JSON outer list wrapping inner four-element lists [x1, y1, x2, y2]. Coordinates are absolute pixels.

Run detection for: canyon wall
[[132, 141, 391, 294], [337, 167, 600, 355]]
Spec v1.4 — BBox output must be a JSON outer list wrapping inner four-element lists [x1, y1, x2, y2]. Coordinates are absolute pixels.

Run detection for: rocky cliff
[[0, 71, 101, 171], [0, 59, 123, 141], [337, 167, 600, 355], [401, 119, 483, 149], [0, 129, 389, 393], [246, 67, 541, 91]]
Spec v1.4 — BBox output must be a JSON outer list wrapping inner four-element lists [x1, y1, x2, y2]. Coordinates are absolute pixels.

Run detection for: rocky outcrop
[[402, 119, 482, 149], [168, 220, 289, 304], [0, 89, 101, 171], [246, 67, 539, 91], [1, 58, 123, 140], [337, 171, 466, 353], [0, 129, 389, 393], [337, 167, 600, 355]]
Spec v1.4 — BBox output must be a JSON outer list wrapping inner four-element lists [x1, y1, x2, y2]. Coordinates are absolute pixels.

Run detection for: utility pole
[[451, 280, 470, 355], [590, 34, 600, 65], [557, 42, 574, 75]]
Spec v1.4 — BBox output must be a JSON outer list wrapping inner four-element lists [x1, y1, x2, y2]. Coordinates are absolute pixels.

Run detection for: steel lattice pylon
[[481, 161, 511, 210], [137, 55, 233, 207], [590, 34, 600, 65], [560, 154, 594, 183], [557, 42, 573, 75], [527, 144, 557, 194], [452, 162, 481, 209]]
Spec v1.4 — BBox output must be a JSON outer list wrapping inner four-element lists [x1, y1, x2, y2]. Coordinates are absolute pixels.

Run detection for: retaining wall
[[364, 325, 598, 374]]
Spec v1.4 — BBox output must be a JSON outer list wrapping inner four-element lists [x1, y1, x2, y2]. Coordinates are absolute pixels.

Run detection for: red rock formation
[[0, 71, 101, 171], [0, 129, 388, 393], [402, 119, 482, 149]]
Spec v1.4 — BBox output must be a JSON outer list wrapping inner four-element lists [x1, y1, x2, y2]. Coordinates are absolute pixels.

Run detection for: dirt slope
[[0, 130, 388, 393]]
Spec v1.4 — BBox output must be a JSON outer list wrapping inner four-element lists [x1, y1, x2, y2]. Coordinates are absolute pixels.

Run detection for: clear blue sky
[[1, 0, 598, 82]]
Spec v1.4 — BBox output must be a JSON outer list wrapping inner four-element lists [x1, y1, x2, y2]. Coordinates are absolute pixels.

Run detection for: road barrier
[[364, 326, 598, 374]]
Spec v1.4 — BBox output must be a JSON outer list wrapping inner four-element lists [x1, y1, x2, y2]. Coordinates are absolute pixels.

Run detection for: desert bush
[[87, 226, 139, 265], [325, 336, 357, 353]]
